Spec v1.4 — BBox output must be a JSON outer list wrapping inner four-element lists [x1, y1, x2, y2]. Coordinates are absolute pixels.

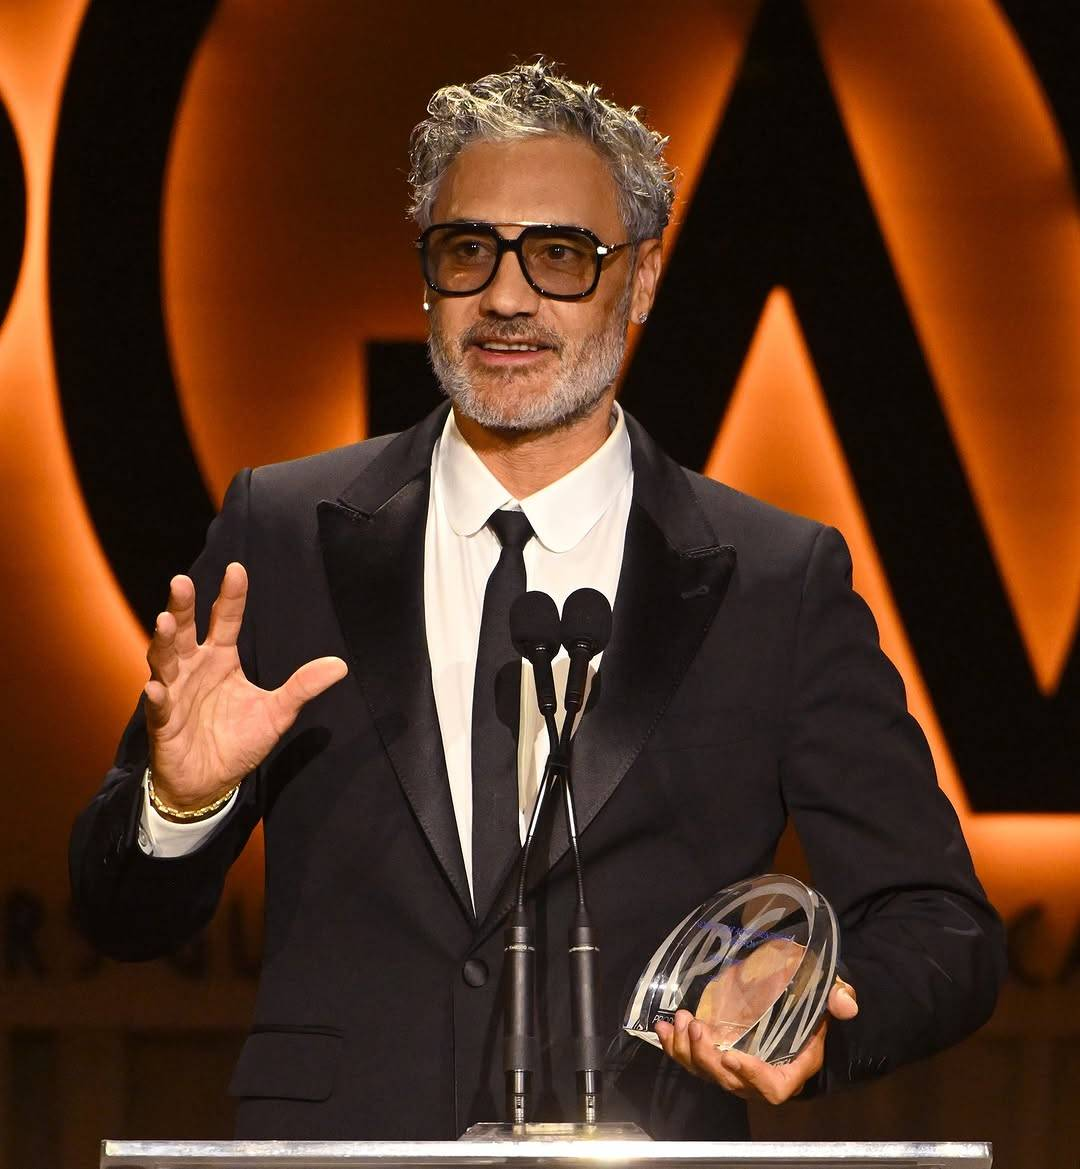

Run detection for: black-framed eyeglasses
[[415, 221, 636, 301]]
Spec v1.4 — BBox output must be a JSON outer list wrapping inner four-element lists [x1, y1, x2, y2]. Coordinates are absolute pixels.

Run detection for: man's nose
[[477, 248, 541, 316]]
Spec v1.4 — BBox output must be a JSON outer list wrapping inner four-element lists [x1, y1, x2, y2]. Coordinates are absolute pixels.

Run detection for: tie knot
[[488, 509, 534, 551]]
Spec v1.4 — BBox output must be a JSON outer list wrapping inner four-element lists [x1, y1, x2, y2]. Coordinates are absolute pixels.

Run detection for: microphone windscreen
[[561, 588, 613, 654], [510, 591, 561, 657]]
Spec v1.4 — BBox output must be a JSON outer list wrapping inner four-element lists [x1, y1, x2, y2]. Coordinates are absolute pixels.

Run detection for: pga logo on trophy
[[623, 875, 839, 1066]]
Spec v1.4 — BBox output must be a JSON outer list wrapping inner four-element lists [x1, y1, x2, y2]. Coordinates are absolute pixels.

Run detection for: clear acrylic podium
[[99, 1137, 992, 1168]]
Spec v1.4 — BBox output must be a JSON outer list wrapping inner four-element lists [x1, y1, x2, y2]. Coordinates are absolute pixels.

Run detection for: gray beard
[[426, 283, 632, 434]]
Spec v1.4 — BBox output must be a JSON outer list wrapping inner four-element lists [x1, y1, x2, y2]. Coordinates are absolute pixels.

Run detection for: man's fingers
[[670, 1010, 697, 1070], [273, 656, 349, 724], [659, 1016, 766, 1098], [726, 1025, 827, 1105], [143, 678, 171, 728], [146, 611, 180, 685], [828, 979, 859, 1020], [658, 1011, 721, 1081], [717, 1047, 808, 1106], [719, 1050, 791, 1105], [166, 575, 198, 656], [657, 1009, 830, 1105], [206, 562, 249, 648], [687, 1022, 754, 1096], [654, 1024, 696, 1075]]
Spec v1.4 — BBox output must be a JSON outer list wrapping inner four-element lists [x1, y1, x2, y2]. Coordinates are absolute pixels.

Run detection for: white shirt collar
[[435, 404, 633, 553]]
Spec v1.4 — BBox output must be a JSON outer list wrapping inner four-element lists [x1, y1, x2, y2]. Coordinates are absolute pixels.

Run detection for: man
[[70, 62, 1004, 1140]]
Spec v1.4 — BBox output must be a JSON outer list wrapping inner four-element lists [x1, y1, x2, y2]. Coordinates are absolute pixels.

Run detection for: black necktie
[[472, 509, 534, 919]]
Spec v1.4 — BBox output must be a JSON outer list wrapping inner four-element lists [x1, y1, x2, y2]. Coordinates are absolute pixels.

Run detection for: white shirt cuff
[[137, 774, 238, 858]]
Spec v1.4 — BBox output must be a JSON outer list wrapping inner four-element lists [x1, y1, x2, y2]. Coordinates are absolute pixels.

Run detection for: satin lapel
[[477, 415, 736, 935], [317, 406, 474, 921]]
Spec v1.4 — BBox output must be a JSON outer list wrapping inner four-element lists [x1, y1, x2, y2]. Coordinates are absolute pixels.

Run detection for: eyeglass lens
[[424, 226, 599, 296]]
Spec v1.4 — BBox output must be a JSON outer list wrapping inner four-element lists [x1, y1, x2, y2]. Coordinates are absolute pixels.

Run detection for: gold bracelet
[[145, 767, 240, 822]]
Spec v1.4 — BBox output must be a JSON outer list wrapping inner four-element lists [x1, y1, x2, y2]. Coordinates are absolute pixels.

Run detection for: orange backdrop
[[0, 0, 1077, 985]]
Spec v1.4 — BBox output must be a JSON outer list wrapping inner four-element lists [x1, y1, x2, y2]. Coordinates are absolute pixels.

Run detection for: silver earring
[[638, 312, 648, 324], [422, 299, 431, 312]]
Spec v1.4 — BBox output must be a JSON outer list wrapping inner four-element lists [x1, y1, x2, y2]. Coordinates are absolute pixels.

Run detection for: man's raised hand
[[144, 562, 347, 811]]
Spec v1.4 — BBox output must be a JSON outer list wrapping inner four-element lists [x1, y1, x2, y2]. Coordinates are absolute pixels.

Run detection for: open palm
[[144, 562, 347, 811]]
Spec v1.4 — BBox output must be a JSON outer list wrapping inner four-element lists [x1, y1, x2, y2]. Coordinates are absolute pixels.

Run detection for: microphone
[[504, 588, 613, 1128], [510, 591, 561, 725], [503, 591, 561, 1128], [560, 588, 612, 722], [557, 588, 611, 1126]]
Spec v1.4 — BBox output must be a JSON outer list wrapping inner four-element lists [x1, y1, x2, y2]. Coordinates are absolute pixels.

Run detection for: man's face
[[425, 135, 658, 434]]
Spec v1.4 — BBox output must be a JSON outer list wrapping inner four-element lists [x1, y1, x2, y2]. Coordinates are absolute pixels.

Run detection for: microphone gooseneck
[[556, 588, 611, 1125], [503, 587, 613, 1128], [504, 590, 561, 1127]]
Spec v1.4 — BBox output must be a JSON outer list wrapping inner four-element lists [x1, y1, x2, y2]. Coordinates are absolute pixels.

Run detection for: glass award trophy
[[622, 875, 839, 1065]]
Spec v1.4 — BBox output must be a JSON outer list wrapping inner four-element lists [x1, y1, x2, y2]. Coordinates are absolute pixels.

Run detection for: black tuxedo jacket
[[70, 406, 1004, 1140]]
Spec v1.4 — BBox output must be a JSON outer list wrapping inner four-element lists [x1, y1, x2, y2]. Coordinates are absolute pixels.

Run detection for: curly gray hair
[[408, 60, 675, 240]]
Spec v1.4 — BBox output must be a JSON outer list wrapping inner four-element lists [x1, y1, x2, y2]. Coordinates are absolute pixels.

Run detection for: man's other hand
[[654, 978, 858, 1105], [144, 562, 348, 811]]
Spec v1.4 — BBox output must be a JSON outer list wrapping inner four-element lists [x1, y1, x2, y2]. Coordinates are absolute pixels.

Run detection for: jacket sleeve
[[69, 469, 264, 961], [779, 525, 1006, 1087]]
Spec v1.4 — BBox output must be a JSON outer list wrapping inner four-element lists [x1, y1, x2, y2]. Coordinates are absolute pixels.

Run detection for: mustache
[[458, 319, 563, 352]]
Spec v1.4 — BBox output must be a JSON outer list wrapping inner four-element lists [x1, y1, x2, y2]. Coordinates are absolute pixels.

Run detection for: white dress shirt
[[140, 406, 634, 908]]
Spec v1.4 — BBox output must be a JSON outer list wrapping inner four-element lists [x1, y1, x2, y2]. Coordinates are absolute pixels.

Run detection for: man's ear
[[630, 238, 663, 322]]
